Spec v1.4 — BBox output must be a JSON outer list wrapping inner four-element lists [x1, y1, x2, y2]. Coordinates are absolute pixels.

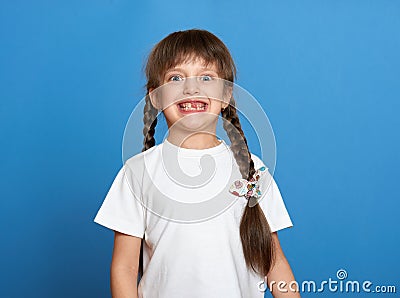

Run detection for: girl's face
[[149, 58, 231, 132]]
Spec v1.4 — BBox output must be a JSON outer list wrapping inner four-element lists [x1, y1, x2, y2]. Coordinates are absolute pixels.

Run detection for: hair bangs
[[145, 29, 236, 89]]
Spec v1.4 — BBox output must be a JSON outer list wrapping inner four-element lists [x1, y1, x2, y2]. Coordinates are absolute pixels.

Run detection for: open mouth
[[177, 100, 208, 113]]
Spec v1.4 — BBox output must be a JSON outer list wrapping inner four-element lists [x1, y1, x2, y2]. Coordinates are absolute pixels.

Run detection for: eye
[[168, 75, 184, 82], [200, 75, 213, 81]]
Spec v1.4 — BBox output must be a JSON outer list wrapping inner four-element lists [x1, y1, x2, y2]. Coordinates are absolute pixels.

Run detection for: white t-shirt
[[94, 138, 293, 298]]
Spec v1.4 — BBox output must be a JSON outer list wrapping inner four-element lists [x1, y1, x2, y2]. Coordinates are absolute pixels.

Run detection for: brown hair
[[139, 29, 275, 279]]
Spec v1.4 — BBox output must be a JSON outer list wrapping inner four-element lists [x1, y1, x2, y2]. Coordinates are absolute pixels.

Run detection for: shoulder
[[249, 152, 268, 171], [124, 143, 161, 167], [122, 143, 163, 182], [249, 152, 275, 188]]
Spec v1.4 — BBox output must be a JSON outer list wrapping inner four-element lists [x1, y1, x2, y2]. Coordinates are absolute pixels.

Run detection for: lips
[[176, 100, 208, 113]]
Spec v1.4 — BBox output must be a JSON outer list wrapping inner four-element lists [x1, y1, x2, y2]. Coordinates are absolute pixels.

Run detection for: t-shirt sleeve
[[93, 164, 146, 238], [251, 153, 293, 233]]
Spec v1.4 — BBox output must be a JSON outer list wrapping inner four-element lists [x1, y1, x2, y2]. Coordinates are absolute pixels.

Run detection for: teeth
[[178, 102, 206, 111]]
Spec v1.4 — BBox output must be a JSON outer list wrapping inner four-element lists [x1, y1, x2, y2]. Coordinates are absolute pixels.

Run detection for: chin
[[170, 113, 218, 132]]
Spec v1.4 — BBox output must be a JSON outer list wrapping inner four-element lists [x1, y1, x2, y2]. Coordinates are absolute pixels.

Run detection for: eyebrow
[[165, 67, 218, 73]]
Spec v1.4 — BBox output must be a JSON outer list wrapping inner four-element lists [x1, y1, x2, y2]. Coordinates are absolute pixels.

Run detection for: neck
[[166, 132, 221, 149]]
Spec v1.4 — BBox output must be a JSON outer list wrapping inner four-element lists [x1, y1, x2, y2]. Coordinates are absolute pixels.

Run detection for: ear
[[222, 85, 233, 109], [148, 87, 160, 110]]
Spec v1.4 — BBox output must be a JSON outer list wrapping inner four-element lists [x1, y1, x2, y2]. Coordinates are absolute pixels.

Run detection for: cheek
[[203, 84, 225, 100], [157, 84, 183, 109], [209, 99, 223, 113], [163, 104, 178, 117]]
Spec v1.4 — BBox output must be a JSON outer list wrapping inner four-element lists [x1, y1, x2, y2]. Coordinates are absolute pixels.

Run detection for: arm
[[266, 232, 301, 298], [110, 231, 142, 298]]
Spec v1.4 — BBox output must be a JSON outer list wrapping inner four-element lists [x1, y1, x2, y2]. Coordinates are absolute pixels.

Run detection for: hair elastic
[[229, 166, 267, 200]]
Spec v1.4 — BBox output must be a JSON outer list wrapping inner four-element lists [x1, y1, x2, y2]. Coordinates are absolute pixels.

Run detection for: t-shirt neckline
[[162, 138, 229, 157]]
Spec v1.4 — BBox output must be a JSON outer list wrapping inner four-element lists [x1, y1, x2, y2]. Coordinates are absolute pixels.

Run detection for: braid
[[142, 94, 158, 152], [138, 93, 158, 279], [221, 97, 256, 180], [222, 97, 275, 277]]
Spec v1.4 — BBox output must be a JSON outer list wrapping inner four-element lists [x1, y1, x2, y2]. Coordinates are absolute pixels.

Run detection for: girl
[[94, 29, 300, 298]]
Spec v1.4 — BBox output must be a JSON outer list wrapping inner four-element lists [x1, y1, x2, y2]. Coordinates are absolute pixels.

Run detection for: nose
[[183, 76, 200, 95]]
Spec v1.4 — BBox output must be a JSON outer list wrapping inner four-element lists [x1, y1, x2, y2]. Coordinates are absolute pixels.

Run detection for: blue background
[[1, 1, 399, 297]]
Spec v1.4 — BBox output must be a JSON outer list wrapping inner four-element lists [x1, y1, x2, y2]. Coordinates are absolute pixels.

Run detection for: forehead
[[166, 56, 219, 72]]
